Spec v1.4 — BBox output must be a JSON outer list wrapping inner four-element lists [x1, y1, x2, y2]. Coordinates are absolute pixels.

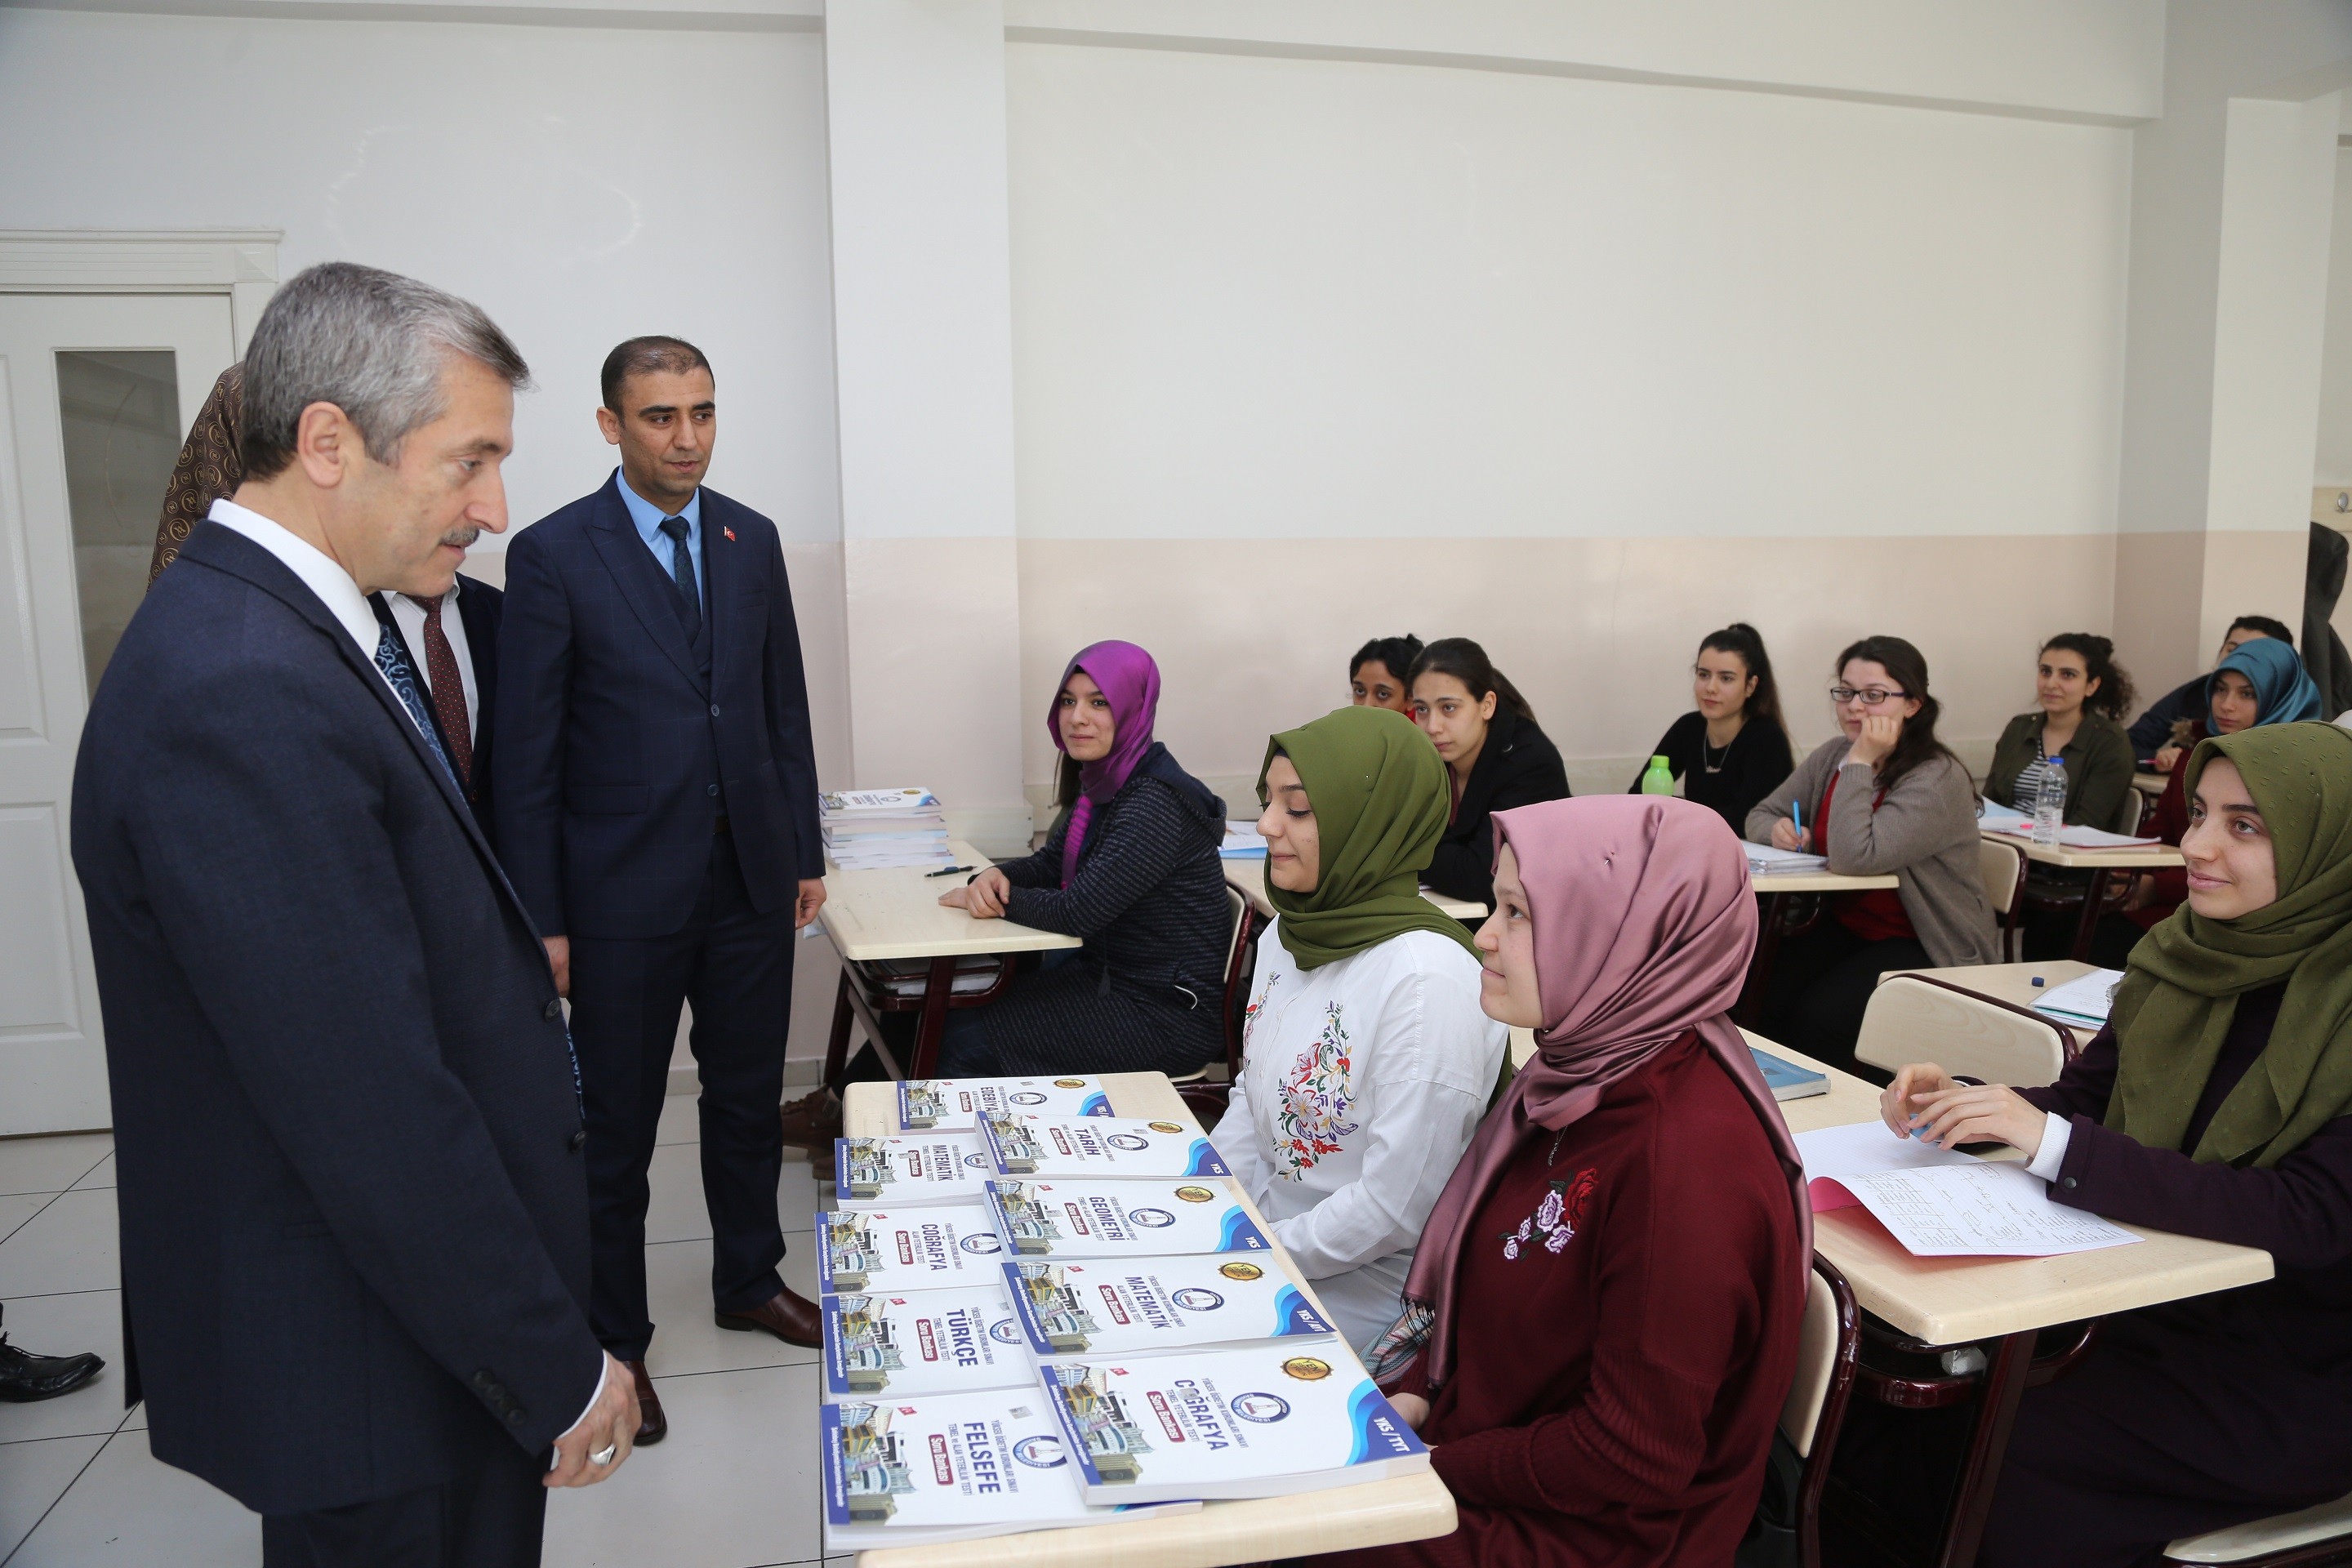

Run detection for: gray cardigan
[[1746, 738, 2000, 969]]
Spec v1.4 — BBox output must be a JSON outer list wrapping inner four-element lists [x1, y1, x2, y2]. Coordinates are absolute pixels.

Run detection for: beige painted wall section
[[1017, 533, 2119, 797]]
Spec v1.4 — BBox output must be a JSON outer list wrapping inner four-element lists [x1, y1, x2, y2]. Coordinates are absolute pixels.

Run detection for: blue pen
[[1791, 799, 1802, 846]]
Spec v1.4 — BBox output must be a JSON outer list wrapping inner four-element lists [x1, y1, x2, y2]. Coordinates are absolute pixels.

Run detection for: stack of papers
[[1744, 841, 1829, 875], [836, 1132, 999, 1207], [1005, 1254, 1333, 1356], [900, 1076, 1111, 1131], [979, 1116, 1232, 1180], [817, 1204, 1009, 1294], [823, 786, 951, 870], [1978, 800, 2159, 849], [984, 1178, 1275, 1258], [1220, 822, 1269, 859], [2034, 968, 2123, 1029], [1795, 1122, 2140, 1257]]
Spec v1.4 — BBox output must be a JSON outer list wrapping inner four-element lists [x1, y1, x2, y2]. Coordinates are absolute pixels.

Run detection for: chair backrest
[[2114, 782, 2149, 836], [1855, 973, 2069, 1086], [1977, 836, 2024, 916], [1781, 1264, 1851, 1459], [1219, 885, 1257, 1077]]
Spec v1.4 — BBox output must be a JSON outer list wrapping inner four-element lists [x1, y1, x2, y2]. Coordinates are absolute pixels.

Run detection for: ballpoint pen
[[925, 864, 976, 878]]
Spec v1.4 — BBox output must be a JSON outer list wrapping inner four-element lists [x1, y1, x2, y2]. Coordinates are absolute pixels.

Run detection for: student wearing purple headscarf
[[1322, 796, 1807, 1568], [920, 641, 1229, 1076]]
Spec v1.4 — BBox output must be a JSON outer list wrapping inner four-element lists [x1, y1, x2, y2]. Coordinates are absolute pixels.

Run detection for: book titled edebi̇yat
[[898, 1076, 1111, 1132], [1005, 1253, 1333, 1356], [817, 1205, 1009, 1294], [835, 1132, 997, 1207], [978, 1115, 1231, 1180], [984, 1178, 1274, 1258], [821, 1283, 1032, 1399]]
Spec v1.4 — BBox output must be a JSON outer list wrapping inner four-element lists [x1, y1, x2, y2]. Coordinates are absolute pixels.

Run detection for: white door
[[0, 294, 236, 1134]]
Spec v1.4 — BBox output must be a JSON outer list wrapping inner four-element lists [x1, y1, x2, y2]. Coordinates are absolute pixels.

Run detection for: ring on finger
[[590, 1443, 618, 1466]]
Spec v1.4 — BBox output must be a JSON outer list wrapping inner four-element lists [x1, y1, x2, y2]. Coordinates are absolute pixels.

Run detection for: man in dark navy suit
[[73, 263, 638, 1567], [495, 337, 827, 1444], [371, 574, 501, 841]]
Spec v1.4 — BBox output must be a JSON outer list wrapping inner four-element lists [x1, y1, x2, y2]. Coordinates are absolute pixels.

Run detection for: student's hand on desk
[[795, 879, 826, 929], [940, 866, 1011, 920], [546, 1352, 639, 1488], [1769, 818, 1812, 853], [543, 936, 571, 999], [1388, 1392, 1430, 1432], [1882, 1062, 2044, 1156], [2154, 744, 2183, 774], [1845, 712, 1904, 768]]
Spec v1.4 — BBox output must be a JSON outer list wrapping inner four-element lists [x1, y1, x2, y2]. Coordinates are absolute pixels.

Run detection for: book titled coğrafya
[[1040, 1342, 1430, 1504], [836, 1133, 997, 1207], [821, 1284, 1033, 1399], [819, 1390, 1199, 1550], [979, 1115, 1232, 1180], [1004, 1254, 1333, 1356], [898, 1076, 1112, 1132], [984, 1178, 1274, 1258], [817, 1204, 1009, 1294]]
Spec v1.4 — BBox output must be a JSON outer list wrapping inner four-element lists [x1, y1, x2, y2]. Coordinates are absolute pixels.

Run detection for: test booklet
[[2034, 968, 2125, 1030], [820, 1389, 1200, 1549], [899, 1076, 1112, 1132], [817, 1204, 1010, 1294], [1743, 842, 1829, 875], [1006, 1254, 1333, 1356], [985, 1178, 1276, 1258], [1041, 1341, 1431, 1505], [1749, 1046, 1829, 1101], [1796, 1121, 2140, 1258], [836, 1133, 999, 1207], [821, 1283, 1034, 1399], [1220, 822, 1269, 858], [980, 1115, 1232, 1180]]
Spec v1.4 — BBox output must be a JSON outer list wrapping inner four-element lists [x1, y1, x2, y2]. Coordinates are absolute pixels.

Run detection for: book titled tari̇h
[[820, 1283, 1033, 1399], [1005, 1254, 1334, 1356], [898, 1076, 1112, 1132], [984, 1178, 1275, 1258], [836, 1132, 998, 1207], [817, 1204, 1009, 1294], [978, 1115, 1232, 1180], [1041, 1342, 1430, 1505]]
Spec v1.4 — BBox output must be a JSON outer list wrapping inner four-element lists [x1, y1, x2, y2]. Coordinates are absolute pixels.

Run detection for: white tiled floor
[[0, 1108, 840, 1567]]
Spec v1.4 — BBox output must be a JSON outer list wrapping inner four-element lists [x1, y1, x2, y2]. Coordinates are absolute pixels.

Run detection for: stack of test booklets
[[1744, 842, 1829, 875], [1004, 1254, 1333, 1356], [983, 1178, 1275, 1258], [978, 1115, 1233, 1180], [1220, 822, 1269, 858], [821, 1282, 1033, 1397], [817, 1204, 1010, 1294], [835, 1132, 998, 1206], [2033, 968, 2124, 1030], [821, 786, 951, 870], [899, 1076, 1111, 1130], [1795, 1122, 2140, 1258]]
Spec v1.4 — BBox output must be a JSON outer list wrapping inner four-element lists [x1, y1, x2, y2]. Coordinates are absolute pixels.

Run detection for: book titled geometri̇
[[982, 1179, 1273, 1258]]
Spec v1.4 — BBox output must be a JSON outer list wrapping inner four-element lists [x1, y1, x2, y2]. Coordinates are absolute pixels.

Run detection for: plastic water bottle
[[2032, 757, 2068, 847], [1641, 755, 1675, 795]]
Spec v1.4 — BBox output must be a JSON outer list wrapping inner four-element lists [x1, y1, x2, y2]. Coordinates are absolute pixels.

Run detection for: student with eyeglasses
[[1628, 623, 1794, 837], [1746, 636, 1999, 1076]]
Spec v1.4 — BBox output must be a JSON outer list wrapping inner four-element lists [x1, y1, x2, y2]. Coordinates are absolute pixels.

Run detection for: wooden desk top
[[1750, 869, 1901, 893], [1224, 858, 1487, 922], [1753, 1032, 2272, 1345], [1981, 830, 2183, 871], [839, 1073, 1459, 1568], [819, 839, 1083, 963]]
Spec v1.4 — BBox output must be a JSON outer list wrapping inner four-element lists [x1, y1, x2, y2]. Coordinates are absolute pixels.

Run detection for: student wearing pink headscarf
[[1325, 796, 1809, 1568]]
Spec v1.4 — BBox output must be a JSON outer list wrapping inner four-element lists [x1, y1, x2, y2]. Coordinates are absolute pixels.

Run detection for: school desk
[[1736, 868, 1903, 1026], [1223, 858, 1487, 923], [1979, 830, 2183, 964]]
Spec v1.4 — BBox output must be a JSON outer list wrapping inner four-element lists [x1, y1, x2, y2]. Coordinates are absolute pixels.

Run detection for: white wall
[[2316, 150, 2352, 488]]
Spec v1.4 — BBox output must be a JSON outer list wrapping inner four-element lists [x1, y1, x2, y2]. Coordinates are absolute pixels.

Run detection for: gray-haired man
[[71, 261, 636, 1567]]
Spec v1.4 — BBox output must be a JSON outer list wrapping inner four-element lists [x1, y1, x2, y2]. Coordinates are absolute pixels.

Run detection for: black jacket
[[1630, 710, 1794, 840], [2127, 675, 2204, 765], [71, 523, 601, 1514], [369, 572, 501, 845], [1424, 706, 1572, 906]]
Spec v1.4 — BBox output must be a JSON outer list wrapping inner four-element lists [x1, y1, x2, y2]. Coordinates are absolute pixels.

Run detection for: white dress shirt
[[1209, 920, 1508, 1352], [386, 578, 479, 743]]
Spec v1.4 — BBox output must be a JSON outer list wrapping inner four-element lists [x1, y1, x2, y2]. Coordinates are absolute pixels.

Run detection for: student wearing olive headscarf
[[1208, 706, 1508, 1352], [1883, 722, 2352, 1566]]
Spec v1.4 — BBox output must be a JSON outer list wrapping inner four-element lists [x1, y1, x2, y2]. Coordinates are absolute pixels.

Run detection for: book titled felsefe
[[1041, 1342, 1430, 1505], [899, 1076, 1111, 1132], [979, 1115, 1232, 1180], [836, 1133, 997, 1207], [1005, 1254, 1332, 1356], [822, 1284, 1032, 1399], [820, 1390, 1199, 1550], [985, 1178, 1274, 1258], [817, 1204, 1009, 1294]]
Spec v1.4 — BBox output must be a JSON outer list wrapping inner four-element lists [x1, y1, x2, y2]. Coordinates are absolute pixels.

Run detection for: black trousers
[[570, 831, 792, 1361], [1757, 919, 1931, 1080], [261, 1405, 543, 1568]]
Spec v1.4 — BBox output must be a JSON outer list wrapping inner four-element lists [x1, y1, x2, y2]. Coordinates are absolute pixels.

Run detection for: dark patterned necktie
[[372, 624, 458, 791], [658, 515, 701, 637], [405, 593, 474, 796]]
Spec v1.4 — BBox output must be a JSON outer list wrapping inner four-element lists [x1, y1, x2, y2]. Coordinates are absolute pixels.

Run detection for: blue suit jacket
[[493, 474, 824, 940], [70, 522, 600, 1514]]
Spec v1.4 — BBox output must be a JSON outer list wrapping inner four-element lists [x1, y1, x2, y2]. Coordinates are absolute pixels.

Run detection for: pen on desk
[[925, 864, 976, 878]]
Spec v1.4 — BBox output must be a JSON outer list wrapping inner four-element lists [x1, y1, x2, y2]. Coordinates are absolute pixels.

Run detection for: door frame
[[0, 229, 280, 353]]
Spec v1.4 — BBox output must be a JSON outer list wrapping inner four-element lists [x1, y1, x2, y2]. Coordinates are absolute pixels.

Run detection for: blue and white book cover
[[1748, 1046, 1829, 1102], [817, 1204, 1009, 1294], [819, 1390, 1198, 1549], [983, 1179, 1272, 1258], [835, 1132, 997, 1208], [1040, 1342, 1430, 1505], [897, 1076, 1112, 1132], [978, 1116, 1231, 1181], [821, 1284, 1032, 1399], [1004, 1254, 1331, 1356]]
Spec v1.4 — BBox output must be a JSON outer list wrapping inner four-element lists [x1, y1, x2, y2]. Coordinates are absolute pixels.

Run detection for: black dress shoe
[[0, 1332, 102, 1403], [715, 1287, 822, 1348], [622, 1359, 666, 1445]]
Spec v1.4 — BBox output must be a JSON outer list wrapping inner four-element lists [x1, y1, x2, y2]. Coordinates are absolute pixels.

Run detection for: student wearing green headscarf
[[1208, 706, 1508, 1353], [1874, 722, 2352, 1566]]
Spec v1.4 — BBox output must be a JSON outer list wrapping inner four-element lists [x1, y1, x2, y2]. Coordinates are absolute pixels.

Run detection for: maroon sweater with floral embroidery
[[1380, 1034, 1802, 1568]]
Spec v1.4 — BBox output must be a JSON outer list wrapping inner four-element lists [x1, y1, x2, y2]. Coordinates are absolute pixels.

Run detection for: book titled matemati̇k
[[817, 1204, 1009, 1294], [819, 1390, 1198, 1550], [821, 1283, 1033, 1399], [979, 1115, 1232, 1180], [984, 1179, 1274, 1258], [1004, 1254, 1333, 1356], [898, 1076, 1111, 1132], [835, 1132, 997, 1207], [1041, 1343, 1430, 1506]]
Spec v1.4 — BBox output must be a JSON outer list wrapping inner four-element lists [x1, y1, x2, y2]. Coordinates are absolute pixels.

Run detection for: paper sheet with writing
[[1796, 1122, 2141, 1258]]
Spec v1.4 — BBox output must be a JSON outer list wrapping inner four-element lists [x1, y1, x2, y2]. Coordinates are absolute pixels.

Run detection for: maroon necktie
[[406, 593, 474, 795]]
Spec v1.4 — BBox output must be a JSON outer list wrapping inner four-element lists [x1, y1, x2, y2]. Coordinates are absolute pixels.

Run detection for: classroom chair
[[1854, 973, 2069, 1088], [1741, 1257, 1861, 1568], [1174, 885, 1257, 1124], [2163, 1493, 2352, 1566], [1979, 838, 2026, 961]]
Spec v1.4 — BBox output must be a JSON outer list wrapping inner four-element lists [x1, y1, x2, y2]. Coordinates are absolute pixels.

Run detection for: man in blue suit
[[73, 262, 638, 1566], [495, 337, 827, 1443], [370, 575, 501, 842]]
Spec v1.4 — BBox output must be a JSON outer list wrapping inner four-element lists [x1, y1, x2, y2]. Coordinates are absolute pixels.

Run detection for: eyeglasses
[[1829, 686, 1909, 706]]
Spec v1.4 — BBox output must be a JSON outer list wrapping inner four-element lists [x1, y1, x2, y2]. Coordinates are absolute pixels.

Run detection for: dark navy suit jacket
[[369, 572, 501, 845], [69, 522, 601, 1515], [493, 474, 824, 941]]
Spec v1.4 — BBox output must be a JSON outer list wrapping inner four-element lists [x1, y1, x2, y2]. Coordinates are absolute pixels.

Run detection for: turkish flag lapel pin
[[722, 526, 737, 542]]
